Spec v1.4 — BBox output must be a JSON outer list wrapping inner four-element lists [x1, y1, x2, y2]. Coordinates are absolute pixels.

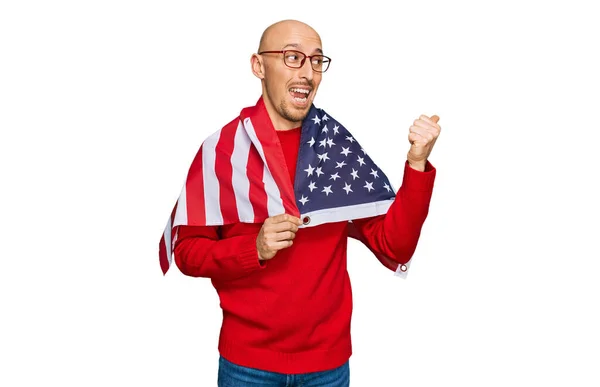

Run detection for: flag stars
[[336, 161, 347, 169], [304, 164, 315, 177], [364, 181, 374, 192], [350, 168, 360, 180], [319, 138, 327, 148], [357, 156, 366, 166], [333, 125, 340, 135], [345, 136, 355, 143], [321, 125, 329, 134], [322, 185, 333, 196], [317, 152, 330, 163], [383, 182, 391, 192], [315, 167, 324, 177], [330, 172, 341, 181], [312, 115, 321, 125], [307, 137, 315, 147], [299, 195, 309, 205], [326, 138, 336, 148], [308, 181, 317, 192], [322, 114, 329, 121], [340, 147, 352, 157], [370, 168, 379, 179], [343, 183, 353, 194]]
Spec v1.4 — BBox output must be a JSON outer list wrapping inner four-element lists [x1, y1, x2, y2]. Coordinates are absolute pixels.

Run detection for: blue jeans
[[217, 355, 350, 386]]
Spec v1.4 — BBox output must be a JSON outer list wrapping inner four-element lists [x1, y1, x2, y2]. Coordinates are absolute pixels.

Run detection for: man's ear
[[251, 54, 265, 79]]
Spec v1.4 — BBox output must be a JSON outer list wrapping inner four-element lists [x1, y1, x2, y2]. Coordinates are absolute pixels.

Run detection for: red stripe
[[247, 144, 268, 223], [185, 143, 207, 225], [159, 201, 178, 275], [252, 117, 299, 217], [159, 233, 169, 275], [215, 123, 239, 224]]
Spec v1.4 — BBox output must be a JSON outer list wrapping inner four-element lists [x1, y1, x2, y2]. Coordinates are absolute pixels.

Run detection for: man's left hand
[[407, 114, 441, 172]]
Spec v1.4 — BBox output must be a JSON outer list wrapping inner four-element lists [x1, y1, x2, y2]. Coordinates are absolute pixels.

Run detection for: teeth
[[293, 97, 307, 102], [290, 88, 310, 94]]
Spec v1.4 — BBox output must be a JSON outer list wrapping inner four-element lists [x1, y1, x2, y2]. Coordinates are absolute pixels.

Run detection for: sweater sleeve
[[351, 160, 436, 265], [173, 224, 267, 281]]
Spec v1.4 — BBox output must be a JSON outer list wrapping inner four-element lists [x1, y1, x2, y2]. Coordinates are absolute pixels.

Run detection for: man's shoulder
[[212, 98, 262, 134]]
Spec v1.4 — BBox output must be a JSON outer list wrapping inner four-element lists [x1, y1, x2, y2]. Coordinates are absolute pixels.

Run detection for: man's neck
[[261, 94, 302, 131]]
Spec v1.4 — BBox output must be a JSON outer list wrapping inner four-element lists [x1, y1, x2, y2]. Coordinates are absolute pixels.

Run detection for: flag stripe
[[247, 116, 299, 217], [215, 123, 239, 224], [181, 145, 205, 226], [243, 117, 285, 217], [159, 232, 169, 274], [300, 199, 394, 228], [174, 183, 188, 226], [232, 120, 254, 222], [202, 130, 224, 224], [160, 200, 178, 274], [247, 143, 268, 222]]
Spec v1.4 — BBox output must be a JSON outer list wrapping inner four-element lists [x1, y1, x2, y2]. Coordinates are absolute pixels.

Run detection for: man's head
[[251, 20, 327, 130]]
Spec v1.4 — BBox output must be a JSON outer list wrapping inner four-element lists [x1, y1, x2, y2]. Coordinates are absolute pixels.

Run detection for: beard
[[264, 79, 312, 124], [278, 99, 310, 123]]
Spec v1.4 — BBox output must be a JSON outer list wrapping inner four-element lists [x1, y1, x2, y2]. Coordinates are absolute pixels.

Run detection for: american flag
[[159, 97, 411, 277]]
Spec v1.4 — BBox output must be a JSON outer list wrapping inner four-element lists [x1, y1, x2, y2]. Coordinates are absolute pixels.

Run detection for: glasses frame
[[258, 50, 332, 73]]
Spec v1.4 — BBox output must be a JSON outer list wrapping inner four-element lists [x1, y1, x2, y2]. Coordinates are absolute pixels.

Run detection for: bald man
[[171, 19, 440, 386]]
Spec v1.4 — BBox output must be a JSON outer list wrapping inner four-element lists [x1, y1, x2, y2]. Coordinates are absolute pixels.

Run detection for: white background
[[1, 0, 599, 386]]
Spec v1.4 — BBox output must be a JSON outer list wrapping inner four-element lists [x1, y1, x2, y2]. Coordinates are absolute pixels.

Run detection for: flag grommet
[[400, 264, 407, 272], [302, 216, 311, 225]]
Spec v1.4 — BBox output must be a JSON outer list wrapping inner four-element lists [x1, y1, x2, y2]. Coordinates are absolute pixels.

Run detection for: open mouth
[[289, 87, 311, 105]]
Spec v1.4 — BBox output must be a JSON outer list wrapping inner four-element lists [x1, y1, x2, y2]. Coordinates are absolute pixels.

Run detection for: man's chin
[[281, 101, 310, 123]]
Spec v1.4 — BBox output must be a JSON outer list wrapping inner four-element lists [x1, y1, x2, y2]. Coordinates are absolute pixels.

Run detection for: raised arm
[[350, 160, 436, 264]]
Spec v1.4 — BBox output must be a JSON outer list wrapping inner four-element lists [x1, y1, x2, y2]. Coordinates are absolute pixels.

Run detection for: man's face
[[257, 23, 324, 128]]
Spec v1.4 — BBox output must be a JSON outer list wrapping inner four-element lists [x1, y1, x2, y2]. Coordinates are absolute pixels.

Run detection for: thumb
[[430, 115, 440, 124]]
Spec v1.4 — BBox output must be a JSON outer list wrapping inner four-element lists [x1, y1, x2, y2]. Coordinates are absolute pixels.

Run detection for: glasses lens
[[311, 56, 330, 72], [283, 50, 305, 68]]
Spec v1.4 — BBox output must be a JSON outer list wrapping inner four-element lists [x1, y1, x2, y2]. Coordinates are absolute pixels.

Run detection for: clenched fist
[[256, 213, 303, 261], [407, 114, 441, 171]]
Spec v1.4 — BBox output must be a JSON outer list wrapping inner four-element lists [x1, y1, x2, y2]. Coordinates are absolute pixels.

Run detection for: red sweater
[[174, 126, 436, 374]]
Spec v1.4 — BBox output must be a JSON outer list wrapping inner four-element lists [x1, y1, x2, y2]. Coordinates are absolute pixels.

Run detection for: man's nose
[[297, 58, 314, 80]]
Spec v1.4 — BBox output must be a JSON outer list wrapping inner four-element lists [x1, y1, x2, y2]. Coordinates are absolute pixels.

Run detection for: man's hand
[[407, 114, 441, 172], [256, 214, 303, 261]]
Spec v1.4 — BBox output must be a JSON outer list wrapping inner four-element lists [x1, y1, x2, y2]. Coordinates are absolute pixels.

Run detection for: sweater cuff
[[236, 234, 268, 272], [402, 160, 436, 192]]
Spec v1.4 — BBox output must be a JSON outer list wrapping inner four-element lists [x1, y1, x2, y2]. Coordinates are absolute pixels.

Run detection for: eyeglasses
[[258, 50, 332, 73]]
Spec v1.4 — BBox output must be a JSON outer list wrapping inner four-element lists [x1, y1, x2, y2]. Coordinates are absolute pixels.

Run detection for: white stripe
[[298, 198, 395, 228], [173, 183, 187, 227], [243, 118, 285, 216], [231, 121, 254, 222], [202, 130, 224, 224], [164, 216, 172, 265]]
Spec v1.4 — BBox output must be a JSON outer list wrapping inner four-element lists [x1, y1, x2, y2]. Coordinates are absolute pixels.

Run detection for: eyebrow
[[283, 43, 323, 54]]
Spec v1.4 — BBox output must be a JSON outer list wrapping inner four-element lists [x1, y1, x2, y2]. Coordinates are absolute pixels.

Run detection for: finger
[[267, 239, 294, 251], [409, 125, 434, 142], [272, 230, 296, 242], [413, 119, 434, 130], [408, 131, 426, 146], [267, 221, 299, 233], [268, 213, 302, 225], [412, 123, 440, 141], [418, 115, 440, 127]]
